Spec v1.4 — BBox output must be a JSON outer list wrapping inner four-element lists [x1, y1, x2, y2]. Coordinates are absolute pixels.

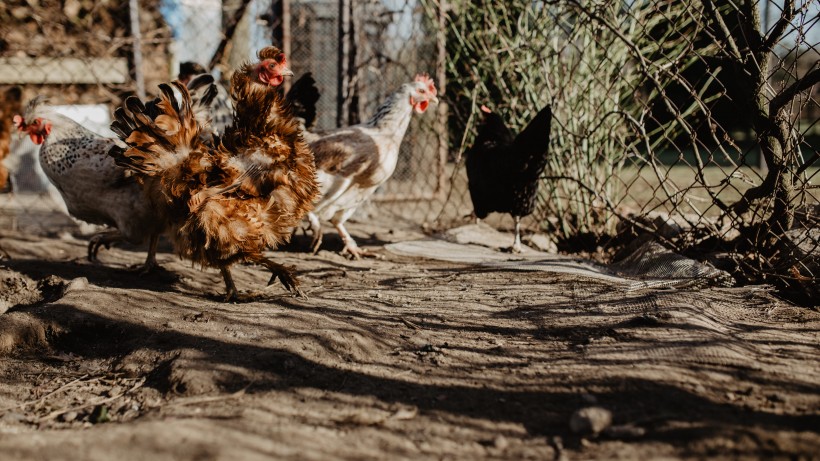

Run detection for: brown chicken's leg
[[136, 233, 160, 274], [220, 265, 239, 302], [255, 256, 305, 298]]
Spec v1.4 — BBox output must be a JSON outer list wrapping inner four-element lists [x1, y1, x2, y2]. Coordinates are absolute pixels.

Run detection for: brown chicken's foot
[[220, 266, 240, 302], [131, 259, 159, 275], [258, 258, 305, 298]]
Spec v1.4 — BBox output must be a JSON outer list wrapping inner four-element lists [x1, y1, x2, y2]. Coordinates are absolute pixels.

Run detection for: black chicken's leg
[[512, 216, 523, 253]]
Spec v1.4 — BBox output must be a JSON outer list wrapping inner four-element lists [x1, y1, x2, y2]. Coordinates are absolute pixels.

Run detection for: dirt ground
[[0, 222, 819, 460]]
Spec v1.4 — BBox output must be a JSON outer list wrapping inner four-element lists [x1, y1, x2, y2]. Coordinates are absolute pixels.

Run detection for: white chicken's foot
[[88, 230, 125, 262], [334, 222, 367, 260], [307, 212, 323, 255]]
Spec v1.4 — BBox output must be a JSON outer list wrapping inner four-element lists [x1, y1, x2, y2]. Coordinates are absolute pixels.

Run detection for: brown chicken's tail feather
[[111, 82, 208, 179]]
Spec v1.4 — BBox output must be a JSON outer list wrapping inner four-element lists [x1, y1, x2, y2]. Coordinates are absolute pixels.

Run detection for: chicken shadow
[[1, 257, 180, 293], [11, 301, 819, 455]]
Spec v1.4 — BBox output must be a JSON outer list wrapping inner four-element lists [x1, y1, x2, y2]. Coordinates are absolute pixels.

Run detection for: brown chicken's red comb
[[414, 73, 437, 95], [275, 53, 286, 64]]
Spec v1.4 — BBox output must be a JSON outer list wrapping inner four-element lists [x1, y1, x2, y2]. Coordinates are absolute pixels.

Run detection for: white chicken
[[13, 75, 218, 270], [306, 73, 438, 258]]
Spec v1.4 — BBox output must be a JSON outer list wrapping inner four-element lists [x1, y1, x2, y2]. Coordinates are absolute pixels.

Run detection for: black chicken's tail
[[514, 105, 552, 180], [285, 72, 320, 130]]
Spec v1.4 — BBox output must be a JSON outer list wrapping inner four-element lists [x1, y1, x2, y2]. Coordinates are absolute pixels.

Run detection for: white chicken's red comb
[[414, 73, 437, 95], [12, 114, 25, 130]]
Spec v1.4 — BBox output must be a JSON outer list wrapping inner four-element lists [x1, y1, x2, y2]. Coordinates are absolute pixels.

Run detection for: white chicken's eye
[[419, 89, 426, 94]]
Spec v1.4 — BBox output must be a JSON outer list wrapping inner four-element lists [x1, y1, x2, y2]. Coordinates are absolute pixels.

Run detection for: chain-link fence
[[0, 0, 818, 303], [433, 0, 819, 304]]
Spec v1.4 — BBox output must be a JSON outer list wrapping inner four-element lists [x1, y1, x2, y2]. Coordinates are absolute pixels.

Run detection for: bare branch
[[769, 67, 820, 114], [701, 0, 743, 60], [761, 0, 795, 51]]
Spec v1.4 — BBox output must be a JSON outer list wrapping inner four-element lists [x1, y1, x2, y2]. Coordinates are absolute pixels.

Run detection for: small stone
[[725, 392, 737, 401], [60, 411, 78, 423], [570, 407, 613, 435], [63, 277, 89, 293], [493, 435, 509, 450]]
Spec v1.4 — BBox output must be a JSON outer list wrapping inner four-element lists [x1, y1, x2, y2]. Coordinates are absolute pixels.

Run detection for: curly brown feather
[[112, 52, 319, 299]]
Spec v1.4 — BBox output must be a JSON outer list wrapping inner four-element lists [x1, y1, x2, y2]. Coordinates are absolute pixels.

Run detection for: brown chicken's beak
[[280, 66, 294, 77]]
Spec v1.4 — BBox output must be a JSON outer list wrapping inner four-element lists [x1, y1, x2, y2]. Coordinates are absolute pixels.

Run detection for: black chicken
[[465, 104, 553, 253]]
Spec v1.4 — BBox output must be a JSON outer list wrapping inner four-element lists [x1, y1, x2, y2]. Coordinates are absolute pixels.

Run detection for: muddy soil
[[0, 224, 818, 460]]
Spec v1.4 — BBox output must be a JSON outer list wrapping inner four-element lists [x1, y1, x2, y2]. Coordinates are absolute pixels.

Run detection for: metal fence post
[[129, 0, 146, 99]]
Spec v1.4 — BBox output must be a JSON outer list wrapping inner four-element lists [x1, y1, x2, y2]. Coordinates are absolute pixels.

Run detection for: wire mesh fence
[[0, 0, 818, 303], [434, 0, 819, 303]]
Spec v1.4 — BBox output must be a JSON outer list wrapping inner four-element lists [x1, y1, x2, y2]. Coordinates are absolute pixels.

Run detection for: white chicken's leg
[[307, 212, 323, 255], [512, 216, 523, 254], [88, 229, 125, 262]]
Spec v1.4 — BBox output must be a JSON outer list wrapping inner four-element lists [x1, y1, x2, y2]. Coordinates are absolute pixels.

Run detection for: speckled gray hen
[[14, 97, 166, 270]]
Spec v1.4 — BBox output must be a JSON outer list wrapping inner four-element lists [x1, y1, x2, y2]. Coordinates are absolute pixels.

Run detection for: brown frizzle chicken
[[111, 47, 319, 300], [0, 86, 23, 193]]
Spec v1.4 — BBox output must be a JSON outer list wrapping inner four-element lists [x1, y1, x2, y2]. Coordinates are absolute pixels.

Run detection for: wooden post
[[271, 0, 291, 92], [435, 0, 448, 197], [337, 0, 351, 128], [282, 0, 291, 91], [129, 0, 145, 99]]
